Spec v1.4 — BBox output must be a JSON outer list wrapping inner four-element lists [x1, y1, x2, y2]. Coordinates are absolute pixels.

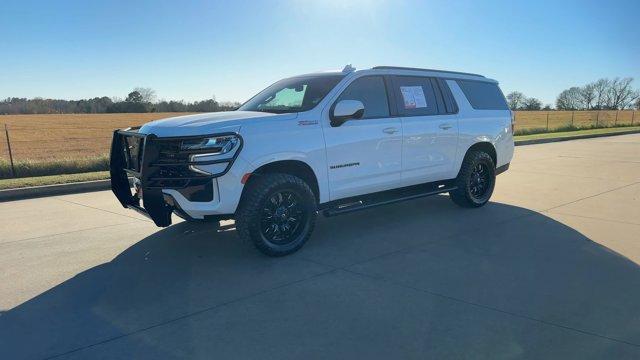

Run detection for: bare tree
[[607, 78, 638, 109], [556, 87, 583, 110], [134, 87, 157, 103], [506, 91, 526, 110], [579, 83, 596, 109], [592, 78, 611, 109]]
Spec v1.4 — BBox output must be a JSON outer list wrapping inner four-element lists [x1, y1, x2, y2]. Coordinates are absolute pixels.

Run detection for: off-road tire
[[236, 173, 317, 256], [449, 151, 496, 208]]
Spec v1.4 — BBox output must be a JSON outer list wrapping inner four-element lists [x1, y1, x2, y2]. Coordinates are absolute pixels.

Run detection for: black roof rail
[[372, 66, 485, 78]]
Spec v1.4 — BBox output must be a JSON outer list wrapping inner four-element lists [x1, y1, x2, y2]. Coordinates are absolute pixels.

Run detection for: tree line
[[507, 77, 640, 111], [0, 87, 241, 115], [3, 79, 639, 115]]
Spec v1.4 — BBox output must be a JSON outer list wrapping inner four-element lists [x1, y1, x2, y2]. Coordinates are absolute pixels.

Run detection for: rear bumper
[[109, 129, 242, 226]]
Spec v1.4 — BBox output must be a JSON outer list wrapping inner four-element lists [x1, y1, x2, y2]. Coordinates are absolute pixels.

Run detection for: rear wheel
[[449, 150, 496, 208], [236, 173, 316, 256]]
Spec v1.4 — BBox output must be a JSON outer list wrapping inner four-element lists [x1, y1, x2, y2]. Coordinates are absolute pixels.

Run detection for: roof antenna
[[342, 64, 356, 73]]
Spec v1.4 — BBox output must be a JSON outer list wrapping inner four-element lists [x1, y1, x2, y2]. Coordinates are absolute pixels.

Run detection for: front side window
[[239, 75, 344, 114], [336, 76, 390, 119]]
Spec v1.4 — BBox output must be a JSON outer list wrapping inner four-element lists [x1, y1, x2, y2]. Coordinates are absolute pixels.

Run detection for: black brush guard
[[109, 129, 241, 227]]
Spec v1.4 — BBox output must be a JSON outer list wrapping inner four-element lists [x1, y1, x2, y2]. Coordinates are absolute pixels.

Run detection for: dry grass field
[[0, 113, 192, 161], [0, 110, 638, 164], [514, 110, 638, 132]]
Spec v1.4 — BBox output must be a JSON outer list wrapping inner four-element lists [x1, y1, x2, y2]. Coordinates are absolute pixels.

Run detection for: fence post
[[571, 111, 575, 126], [615, 110, 619, 125], [633, 111, 636, 125], [546, 112, 549, 131], [4, 124, 16, 178], [596, 111, 600, 127]]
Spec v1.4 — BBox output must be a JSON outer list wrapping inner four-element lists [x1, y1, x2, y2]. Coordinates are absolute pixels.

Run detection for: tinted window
[[456, 80, 508, 110], [392, 76, 438, 116], [240, 75, 344, 113], [436, 78, 459, 114], [337, 76, 389, 119]]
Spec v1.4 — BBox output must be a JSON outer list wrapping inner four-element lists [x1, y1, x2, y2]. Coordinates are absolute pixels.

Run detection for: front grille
[[156, 140, 189, 165]]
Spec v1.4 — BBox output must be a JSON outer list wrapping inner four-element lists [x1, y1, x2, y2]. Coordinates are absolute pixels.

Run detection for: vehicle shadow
[[2, 196, 640, 359]]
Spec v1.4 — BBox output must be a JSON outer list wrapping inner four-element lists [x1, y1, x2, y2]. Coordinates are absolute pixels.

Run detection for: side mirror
[[331, 100, 364, 127]]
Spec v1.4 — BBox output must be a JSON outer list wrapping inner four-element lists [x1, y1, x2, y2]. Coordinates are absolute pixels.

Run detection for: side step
[[322, 180, 457, 217]]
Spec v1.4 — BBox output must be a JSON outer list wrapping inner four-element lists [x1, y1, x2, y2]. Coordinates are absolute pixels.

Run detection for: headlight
[[181, 135, 239, 154], [181, 134, 241, 176]]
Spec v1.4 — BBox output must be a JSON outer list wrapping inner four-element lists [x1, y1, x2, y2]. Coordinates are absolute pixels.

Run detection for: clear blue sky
[[1, 0, 638, 106]]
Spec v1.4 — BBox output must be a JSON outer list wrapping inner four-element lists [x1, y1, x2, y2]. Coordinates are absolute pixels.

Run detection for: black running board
[[321, 180, 457, 217]]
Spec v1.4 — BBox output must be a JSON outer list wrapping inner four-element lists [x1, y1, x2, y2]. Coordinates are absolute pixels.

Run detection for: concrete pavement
[[1, 134, 639, 359]]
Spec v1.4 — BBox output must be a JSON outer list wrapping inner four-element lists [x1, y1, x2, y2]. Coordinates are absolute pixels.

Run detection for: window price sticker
[[400, 86, 427, 109]]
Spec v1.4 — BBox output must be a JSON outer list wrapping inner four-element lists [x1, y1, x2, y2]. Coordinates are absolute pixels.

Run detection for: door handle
[[439, 123, 453, 130], [382, 127, 399, 134]]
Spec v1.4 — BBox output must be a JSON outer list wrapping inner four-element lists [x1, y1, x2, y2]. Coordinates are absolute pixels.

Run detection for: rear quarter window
[[456, 80, 508, 110]]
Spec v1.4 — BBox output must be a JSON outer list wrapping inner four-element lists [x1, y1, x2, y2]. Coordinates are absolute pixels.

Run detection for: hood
[[138, 111, 298, 137]]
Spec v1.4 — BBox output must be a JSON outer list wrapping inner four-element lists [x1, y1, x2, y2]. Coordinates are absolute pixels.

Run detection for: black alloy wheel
[[260, 190, 307, 245], [469, 162, 491, 199]]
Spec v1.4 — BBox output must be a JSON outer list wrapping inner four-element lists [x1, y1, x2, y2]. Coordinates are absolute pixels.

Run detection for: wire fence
[[0, 110, 638, 178], [514, 110, 638, 133]]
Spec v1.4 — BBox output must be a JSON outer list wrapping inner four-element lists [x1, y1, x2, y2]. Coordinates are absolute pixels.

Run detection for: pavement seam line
[[558, 155, 640, 164], [542, 181, 640, 212], [544, 210, 640, 227], [52, 197, 152, 223], [0, 222, 141, 246], [42, 267, 339, 360], [342, 268, 640, 348], [507, 168, 636, 181]]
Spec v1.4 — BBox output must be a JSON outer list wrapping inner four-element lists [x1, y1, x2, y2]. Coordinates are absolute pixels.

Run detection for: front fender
[[243, 152, 330, 204]]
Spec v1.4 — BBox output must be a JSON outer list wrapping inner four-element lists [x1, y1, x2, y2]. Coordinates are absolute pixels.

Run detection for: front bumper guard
[[109, 129, 242, 227]]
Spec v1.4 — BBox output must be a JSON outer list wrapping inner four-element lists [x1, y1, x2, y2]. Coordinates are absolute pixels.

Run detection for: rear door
[[322, 75, 402, 200], [390, 76, 459, 186]]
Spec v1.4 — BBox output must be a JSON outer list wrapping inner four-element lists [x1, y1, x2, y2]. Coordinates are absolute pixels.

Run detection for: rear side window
[[337, 76, 390, 119], [456, 80, 508, 110], [392, 76, 438, 116]]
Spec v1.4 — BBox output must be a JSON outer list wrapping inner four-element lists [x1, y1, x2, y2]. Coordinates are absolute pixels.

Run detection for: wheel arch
[[243, 160, 321, 204], [462, 142, 497, 168]]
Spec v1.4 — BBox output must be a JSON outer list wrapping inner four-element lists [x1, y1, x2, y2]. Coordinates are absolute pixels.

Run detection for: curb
[[0, 178, 133, 202], [515, 129, 640, 146], [1, 130, 639, 202]]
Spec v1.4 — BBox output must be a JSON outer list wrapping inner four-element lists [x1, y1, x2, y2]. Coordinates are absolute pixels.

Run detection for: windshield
[[239, 75, 344, 114]]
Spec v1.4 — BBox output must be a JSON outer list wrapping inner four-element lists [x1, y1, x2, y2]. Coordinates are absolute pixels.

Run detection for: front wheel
[[449, 151, 496, 208], [236, 173, 317, 256]]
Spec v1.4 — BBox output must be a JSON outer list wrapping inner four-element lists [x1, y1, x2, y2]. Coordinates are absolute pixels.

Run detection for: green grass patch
[[0, 171, 110, 190], [515, 126, 640, 141], [514, 123, 638, 136], [0, 155, 109, 179]]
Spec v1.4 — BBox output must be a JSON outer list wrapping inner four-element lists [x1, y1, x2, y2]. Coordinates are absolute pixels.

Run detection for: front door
[[322, 76, 402, 200]]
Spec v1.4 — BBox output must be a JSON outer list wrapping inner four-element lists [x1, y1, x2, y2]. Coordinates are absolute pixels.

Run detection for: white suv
[[110, 65, 514, 256]]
